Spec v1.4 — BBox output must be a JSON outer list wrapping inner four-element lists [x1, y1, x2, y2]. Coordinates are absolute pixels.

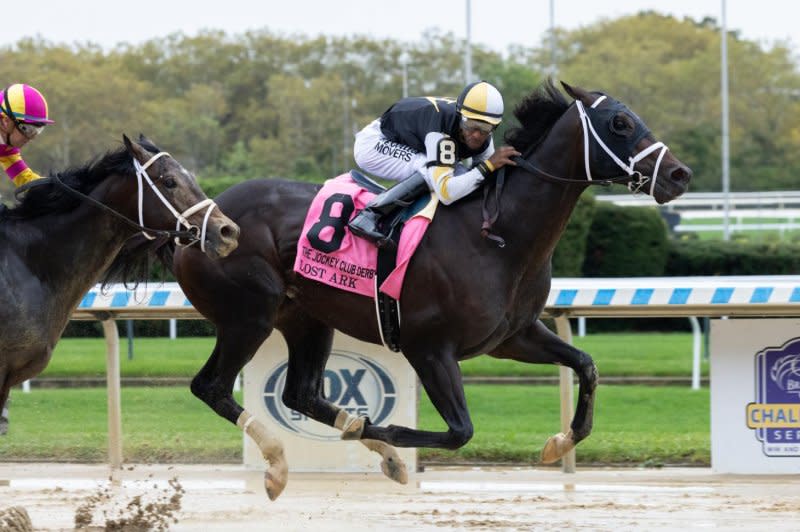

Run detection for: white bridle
[[133, 152, 218, 252], [575, 95, 669, 196]]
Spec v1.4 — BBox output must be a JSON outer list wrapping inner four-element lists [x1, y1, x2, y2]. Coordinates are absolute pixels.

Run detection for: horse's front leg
[[489, 319, 598, 463], [178, 247, 289, 501], [190, 329, 288, 501], [277, 306, 408, 485]]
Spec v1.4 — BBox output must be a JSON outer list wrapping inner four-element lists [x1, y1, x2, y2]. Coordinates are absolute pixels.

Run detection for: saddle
[[293, 172, 438, 352], [349, 169, 386, 194]]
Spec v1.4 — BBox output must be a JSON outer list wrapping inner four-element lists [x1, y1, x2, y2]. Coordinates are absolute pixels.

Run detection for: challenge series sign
[[711, 319, 800, 473], [747, 338, 800, 457], [261, 351, 397, 441], [242, 332, 417, 473]]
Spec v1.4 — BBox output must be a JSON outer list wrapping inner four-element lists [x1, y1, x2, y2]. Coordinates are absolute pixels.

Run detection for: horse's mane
[[0, 136, 175, 287], [504, 78, 570, 155], [101, 232, 175, 289], [1, 138, 162, 220]]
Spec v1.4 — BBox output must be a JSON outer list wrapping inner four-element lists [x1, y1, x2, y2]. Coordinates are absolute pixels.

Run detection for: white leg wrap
[[236, 410, 289, 501], [334, 411, 407, 484], [237, 411, 284, 459], [334, 410, 365, 439]]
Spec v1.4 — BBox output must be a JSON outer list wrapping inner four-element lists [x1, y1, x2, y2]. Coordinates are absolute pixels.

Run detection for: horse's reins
[[481, 95, 670, 247], [17, 152, 217, 251]]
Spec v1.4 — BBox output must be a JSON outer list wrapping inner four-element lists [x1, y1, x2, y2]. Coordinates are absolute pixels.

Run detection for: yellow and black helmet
[[455, 80, 504, 126]]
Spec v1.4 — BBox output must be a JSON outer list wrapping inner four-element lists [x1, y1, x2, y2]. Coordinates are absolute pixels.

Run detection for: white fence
[[596, 191, 800, 211], [597, 191, 800, 236]]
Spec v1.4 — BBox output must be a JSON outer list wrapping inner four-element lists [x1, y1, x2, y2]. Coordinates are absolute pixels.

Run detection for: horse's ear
[[123, 134, 148, 162], [560, 81, 592, 105]]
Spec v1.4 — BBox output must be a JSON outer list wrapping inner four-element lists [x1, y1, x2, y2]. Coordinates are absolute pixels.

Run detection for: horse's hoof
[[540, 431, 575, 464], [340, 416, 365, 440], [380, 454, 408, 485], [264, 470, 286, 501]]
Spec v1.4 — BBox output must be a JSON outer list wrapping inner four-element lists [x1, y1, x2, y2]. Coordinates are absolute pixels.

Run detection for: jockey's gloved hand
[[487, 145, 522, 171]]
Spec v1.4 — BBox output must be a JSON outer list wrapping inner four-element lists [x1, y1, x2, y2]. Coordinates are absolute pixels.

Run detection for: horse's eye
[[610, 115, 632, 135], [163, 177, 177, 189]]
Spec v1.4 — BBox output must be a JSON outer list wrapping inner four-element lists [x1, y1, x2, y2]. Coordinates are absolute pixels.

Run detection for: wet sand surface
[[1, 463, 798, 531]]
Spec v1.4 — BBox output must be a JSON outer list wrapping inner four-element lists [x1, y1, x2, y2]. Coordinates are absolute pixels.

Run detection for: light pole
[[464, 0, 473, 84], [721, 0, 731, 240], [549, 0, 557, 76], [400, 51, 410, 98]]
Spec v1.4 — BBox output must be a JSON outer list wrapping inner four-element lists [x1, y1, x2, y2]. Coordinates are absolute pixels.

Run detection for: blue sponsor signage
[[261, 350, 397, 441]]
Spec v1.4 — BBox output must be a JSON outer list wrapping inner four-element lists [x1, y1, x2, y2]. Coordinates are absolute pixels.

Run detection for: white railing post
[[101, 318, 123, 471], [554, 315, 576, 473], [689, 316, 702, 390]]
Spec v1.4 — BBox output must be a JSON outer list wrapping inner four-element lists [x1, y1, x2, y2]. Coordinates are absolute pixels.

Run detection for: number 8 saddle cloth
[[293, 172, 437, 300]]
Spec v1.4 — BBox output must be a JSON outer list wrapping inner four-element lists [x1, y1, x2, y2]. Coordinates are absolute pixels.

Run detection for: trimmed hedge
[[582, 202, 669, 277], [666, 239, 800, 275], [552, 193, 596, 276]]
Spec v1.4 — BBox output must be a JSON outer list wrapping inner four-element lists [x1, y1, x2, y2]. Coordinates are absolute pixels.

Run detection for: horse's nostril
[[221, 224, 240, 240], [672, 166, 692, 182]]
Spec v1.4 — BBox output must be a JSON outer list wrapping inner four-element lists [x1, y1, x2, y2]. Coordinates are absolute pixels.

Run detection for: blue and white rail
[[545, 276, 800, 318], [73, 276, 800, 320], [72, 282, 196, 320]]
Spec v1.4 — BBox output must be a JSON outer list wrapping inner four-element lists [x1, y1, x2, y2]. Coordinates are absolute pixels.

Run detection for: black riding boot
[[348, 171, 428, 246]]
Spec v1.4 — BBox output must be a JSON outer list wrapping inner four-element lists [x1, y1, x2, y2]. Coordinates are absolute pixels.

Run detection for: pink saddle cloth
[[293, 173, 436, 300]]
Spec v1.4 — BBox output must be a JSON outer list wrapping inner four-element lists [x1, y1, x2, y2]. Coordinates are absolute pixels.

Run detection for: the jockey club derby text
[[298, 245, 376, 289]]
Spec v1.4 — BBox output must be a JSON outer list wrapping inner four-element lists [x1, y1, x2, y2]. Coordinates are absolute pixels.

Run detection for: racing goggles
[[16, 121, 45, 139], [460, 117, 496, 135]]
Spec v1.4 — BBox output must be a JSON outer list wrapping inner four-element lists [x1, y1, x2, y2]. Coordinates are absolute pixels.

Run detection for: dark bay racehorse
[[0, 135, 239, 434], [172, 81, 692, 500]]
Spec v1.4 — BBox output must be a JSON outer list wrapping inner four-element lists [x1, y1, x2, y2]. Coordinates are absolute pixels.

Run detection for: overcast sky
[[4, 0, 797, 53]]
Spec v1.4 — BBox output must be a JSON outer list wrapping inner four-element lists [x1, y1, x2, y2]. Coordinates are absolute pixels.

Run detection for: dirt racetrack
[[1, 462, 798, 531]]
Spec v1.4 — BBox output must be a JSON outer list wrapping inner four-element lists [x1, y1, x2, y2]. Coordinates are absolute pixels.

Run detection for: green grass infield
[[0, 384, 709, 466], [41, 332, 706, 379]]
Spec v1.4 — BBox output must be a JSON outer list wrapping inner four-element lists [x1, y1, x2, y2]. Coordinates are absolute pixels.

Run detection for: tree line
[[2, 11, 799, 192]]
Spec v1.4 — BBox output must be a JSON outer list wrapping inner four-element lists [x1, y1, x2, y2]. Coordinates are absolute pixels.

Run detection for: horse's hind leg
[[489, 319, 598, 463], [277, 304, 408, 484]]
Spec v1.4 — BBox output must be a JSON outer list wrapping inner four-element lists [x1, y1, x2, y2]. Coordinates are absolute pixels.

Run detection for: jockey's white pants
[[353, 119, 472, 203], [353, 119, 428, 182]]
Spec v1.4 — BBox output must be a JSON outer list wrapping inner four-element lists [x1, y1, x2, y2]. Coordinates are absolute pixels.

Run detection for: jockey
[[348, 80, 521, 246], [0, 83, 54, 190]]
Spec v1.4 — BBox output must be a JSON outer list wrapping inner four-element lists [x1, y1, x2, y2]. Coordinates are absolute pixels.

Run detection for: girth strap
[[374, 227, 402, 352]]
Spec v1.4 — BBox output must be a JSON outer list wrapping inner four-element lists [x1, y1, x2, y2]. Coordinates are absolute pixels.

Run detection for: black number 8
[[307, 193, 355, 253]]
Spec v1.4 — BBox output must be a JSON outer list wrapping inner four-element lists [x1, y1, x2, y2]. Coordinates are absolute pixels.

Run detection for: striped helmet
[[456, 80, 503, 126], [0, 84, 54, 124]]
